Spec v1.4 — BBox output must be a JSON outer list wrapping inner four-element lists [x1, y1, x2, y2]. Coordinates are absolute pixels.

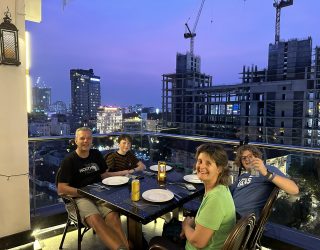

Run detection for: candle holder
[[157, 161, 167, 184]]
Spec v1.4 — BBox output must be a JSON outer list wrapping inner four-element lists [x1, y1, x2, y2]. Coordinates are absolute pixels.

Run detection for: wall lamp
[[0, 7, 21, 66]]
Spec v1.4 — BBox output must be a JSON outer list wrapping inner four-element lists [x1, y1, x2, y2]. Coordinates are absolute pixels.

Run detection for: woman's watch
[[265, 170, 275, 181]]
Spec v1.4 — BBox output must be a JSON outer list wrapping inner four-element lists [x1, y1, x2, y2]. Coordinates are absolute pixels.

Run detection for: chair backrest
[[55, 167, 60, 185], [247, 186, 280, 249], [222, 213, 256, 250]]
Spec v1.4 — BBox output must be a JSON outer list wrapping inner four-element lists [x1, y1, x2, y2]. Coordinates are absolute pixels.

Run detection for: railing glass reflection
[[28, 133, 320, 248]]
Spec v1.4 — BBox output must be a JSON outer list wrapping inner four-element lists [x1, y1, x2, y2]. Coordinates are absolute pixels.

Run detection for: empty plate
[[183, 174, 202, 184], [102, 176, 129, 186], [149, 165, 172, 172], [142, 189, 174, 202]]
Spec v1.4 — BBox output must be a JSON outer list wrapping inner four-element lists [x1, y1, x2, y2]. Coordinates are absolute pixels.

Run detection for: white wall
[[0, 0, 30, 237]]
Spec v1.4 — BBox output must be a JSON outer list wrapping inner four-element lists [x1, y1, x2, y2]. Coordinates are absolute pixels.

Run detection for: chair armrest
[[60, 194, 82, 223]]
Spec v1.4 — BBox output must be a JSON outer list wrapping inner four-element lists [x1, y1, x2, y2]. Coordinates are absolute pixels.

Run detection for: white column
[[0, 0, 30, 237]]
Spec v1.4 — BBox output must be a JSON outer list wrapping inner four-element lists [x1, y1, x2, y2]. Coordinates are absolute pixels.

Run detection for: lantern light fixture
[[0, 7, 21, 66]]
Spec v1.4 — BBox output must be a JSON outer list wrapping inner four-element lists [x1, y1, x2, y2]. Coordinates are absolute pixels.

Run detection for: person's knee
[[85, 213, 104, 228], [107, 211, 120, 223]]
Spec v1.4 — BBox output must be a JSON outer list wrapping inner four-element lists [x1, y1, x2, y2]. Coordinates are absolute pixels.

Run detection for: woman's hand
[[182, 216, 195, 228]]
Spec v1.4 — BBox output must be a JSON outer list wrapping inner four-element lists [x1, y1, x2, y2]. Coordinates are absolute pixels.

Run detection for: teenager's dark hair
[[117, 134, 133, 144], [195, 143, 230, 186]]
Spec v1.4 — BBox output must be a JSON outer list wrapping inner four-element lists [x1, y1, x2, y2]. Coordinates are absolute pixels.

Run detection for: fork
[[89, 183, 110, 190], [166, 189, 183, 199]]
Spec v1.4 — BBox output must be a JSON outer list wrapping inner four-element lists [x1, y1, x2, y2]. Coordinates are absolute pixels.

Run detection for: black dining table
[[78, 168, 204, 249]]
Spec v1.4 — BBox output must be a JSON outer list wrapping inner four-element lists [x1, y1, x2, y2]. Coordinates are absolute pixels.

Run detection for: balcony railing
[[28, 132, 320, 249]]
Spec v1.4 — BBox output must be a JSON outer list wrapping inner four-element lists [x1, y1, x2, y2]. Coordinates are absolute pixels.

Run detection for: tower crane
[[184, 0, 206, 56], [273, 0, 293, 44]]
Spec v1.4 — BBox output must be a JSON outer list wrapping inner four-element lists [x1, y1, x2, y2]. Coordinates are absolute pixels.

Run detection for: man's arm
[[57, 182, 82, 197], [254, 158, 299, 195], [267, 173, 299, 195]]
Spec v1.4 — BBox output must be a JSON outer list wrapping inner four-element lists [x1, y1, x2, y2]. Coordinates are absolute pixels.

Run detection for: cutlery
[[166, 189, 183, 199], [89, 183, 110, 190]]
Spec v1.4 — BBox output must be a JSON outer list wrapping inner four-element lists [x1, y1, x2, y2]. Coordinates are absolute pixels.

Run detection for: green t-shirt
[[185, 185, 236, 250]]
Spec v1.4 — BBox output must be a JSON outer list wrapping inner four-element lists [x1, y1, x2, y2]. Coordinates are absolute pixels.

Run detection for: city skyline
[[26, 0, 320, 108]]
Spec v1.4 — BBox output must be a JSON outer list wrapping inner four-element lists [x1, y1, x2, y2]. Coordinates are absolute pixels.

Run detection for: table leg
[[127, 217, 143, 249], [172, 208, 179, 219]]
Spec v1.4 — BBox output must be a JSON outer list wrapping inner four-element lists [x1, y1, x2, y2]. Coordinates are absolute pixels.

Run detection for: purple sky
[[26, 0, 320, 108]]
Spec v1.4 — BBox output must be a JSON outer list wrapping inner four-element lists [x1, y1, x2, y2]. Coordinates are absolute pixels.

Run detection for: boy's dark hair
[[117, 134, 133, 144]]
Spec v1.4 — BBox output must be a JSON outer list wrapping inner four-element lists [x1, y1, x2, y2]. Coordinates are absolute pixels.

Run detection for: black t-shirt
[[59, 149, 107, 188]]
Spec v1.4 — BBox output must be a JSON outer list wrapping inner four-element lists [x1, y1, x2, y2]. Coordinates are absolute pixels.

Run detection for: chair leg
[[59, 219, 71, 249], [78, 226, 82, 250]]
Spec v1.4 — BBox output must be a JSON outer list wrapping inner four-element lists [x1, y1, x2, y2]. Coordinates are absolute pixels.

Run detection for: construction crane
[[184, 0, 206, 56], [273, 0, 293, 44]]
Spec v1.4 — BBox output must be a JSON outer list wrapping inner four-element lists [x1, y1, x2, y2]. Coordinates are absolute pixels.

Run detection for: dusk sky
[[26, 0, 320, 108]]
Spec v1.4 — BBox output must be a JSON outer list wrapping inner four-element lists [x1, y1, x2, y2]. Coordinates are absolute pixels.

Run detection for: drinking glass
[[248, 159, 259, 177]]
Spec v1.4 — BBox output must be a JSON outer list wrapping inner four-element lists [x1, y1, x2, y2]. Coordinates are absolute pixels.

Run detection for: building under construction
[[162, 39, 320, 147], [162, 52, 212, 134]]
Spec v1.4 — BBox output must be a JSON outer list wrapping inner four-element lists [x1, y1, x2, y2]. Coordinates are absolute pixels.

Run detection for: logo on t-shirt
[[237, 177, 252, 188], [79, 163, 99, 174]]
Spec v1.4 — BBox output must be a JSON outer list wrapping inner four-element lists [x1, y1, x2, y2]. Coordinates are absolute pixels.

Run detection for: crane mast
[[184, 0, 206, 55], [273, 0, 293, 44]]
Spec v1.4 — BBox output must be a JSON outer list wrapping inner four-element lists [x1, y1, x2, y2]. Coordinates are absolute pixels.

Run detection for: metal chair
[[246, 187, 280, 250], [56, 168, 92, 250], [149, 214, 255, 250], [222, 213, 256, 250]]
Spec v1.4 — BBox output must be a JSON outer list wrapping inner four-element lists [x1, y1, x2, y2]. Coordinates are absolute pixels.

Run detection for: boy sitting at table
[[105, 134, 145, 176]]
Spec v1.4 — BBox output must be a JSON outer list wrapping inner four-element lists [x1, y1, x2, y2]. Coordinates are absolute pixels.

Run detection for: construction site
[[162, 0, 320, 148]]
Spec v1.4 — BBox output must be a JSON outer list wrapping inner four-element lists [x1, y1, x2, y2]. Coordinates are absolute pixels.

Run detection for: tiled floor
[[8, 213, 276, 250], [9, 215, 167, 250]]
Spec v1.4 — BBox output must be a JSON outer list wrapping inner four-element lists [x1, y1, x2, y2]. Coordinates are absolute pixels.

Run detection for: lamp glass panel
[[2, 30, 16, 59]]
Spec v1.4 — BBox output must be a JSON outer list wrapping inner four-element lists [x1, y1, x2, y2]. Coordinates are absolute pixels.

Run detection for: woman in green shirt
[[182, 143, 236, 250]]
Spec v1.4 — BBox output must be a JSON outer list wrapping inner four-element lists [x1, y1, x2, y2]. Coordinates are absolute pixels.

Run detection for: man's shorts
[[66, 197, 112, 226]]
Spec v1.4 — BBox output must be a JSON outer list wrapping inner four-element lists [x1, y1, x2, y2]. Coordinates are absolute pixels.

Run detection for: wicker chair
[[222, 213, 256, 250], [246, 187, 280, 250], [56, 168, 92, 250], [149, 213, 255, 250]]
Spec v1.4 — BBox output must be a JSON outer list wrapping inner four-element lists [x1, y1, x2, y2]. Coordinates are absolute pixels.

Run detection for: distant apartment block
[[123, 117, 142, 132], [97, 106, 123, 133], [50, 114, 70, 136], [70, 69, 101, 132], [32, 86, 51, 113], [163, 38, 320, 147], [49, 100, 68, 114]]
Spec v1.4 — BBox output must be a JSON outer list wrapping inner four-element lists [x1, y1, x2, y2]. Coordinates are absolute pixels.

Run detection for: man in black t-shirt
[[57, 127, 129, 250]]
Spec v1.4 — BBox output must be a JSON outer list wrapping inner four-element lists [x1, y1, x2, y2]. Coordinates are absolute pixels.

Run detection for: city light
[[26, 31, 32, 113]]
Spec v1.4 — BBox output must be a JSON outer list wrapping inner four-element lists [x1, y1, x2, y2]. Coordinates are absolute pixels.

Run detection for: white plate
[[183, 174, 202, 184], [149, 165, 172, 172], [142, 189, 174, 202], [102, 176, 129, 186]]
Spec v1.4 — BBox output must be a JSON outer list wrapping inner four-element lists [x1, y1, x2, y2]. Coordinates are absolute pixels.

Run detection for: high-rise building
[[162, 52, 212, 132], [163, 40, 320, 147], [32, 86, 51, 113], [97, 106, 122, 133], [267, 37, 312, 81], [70, 69, 101, 132]]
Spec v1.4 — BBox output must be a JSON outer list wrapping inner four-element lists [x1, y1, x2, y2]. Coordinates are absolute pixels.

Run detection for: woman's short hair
[[117, 134, 133, 144], [195, 143, 230, 186], [234, 144, 263, 169]]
